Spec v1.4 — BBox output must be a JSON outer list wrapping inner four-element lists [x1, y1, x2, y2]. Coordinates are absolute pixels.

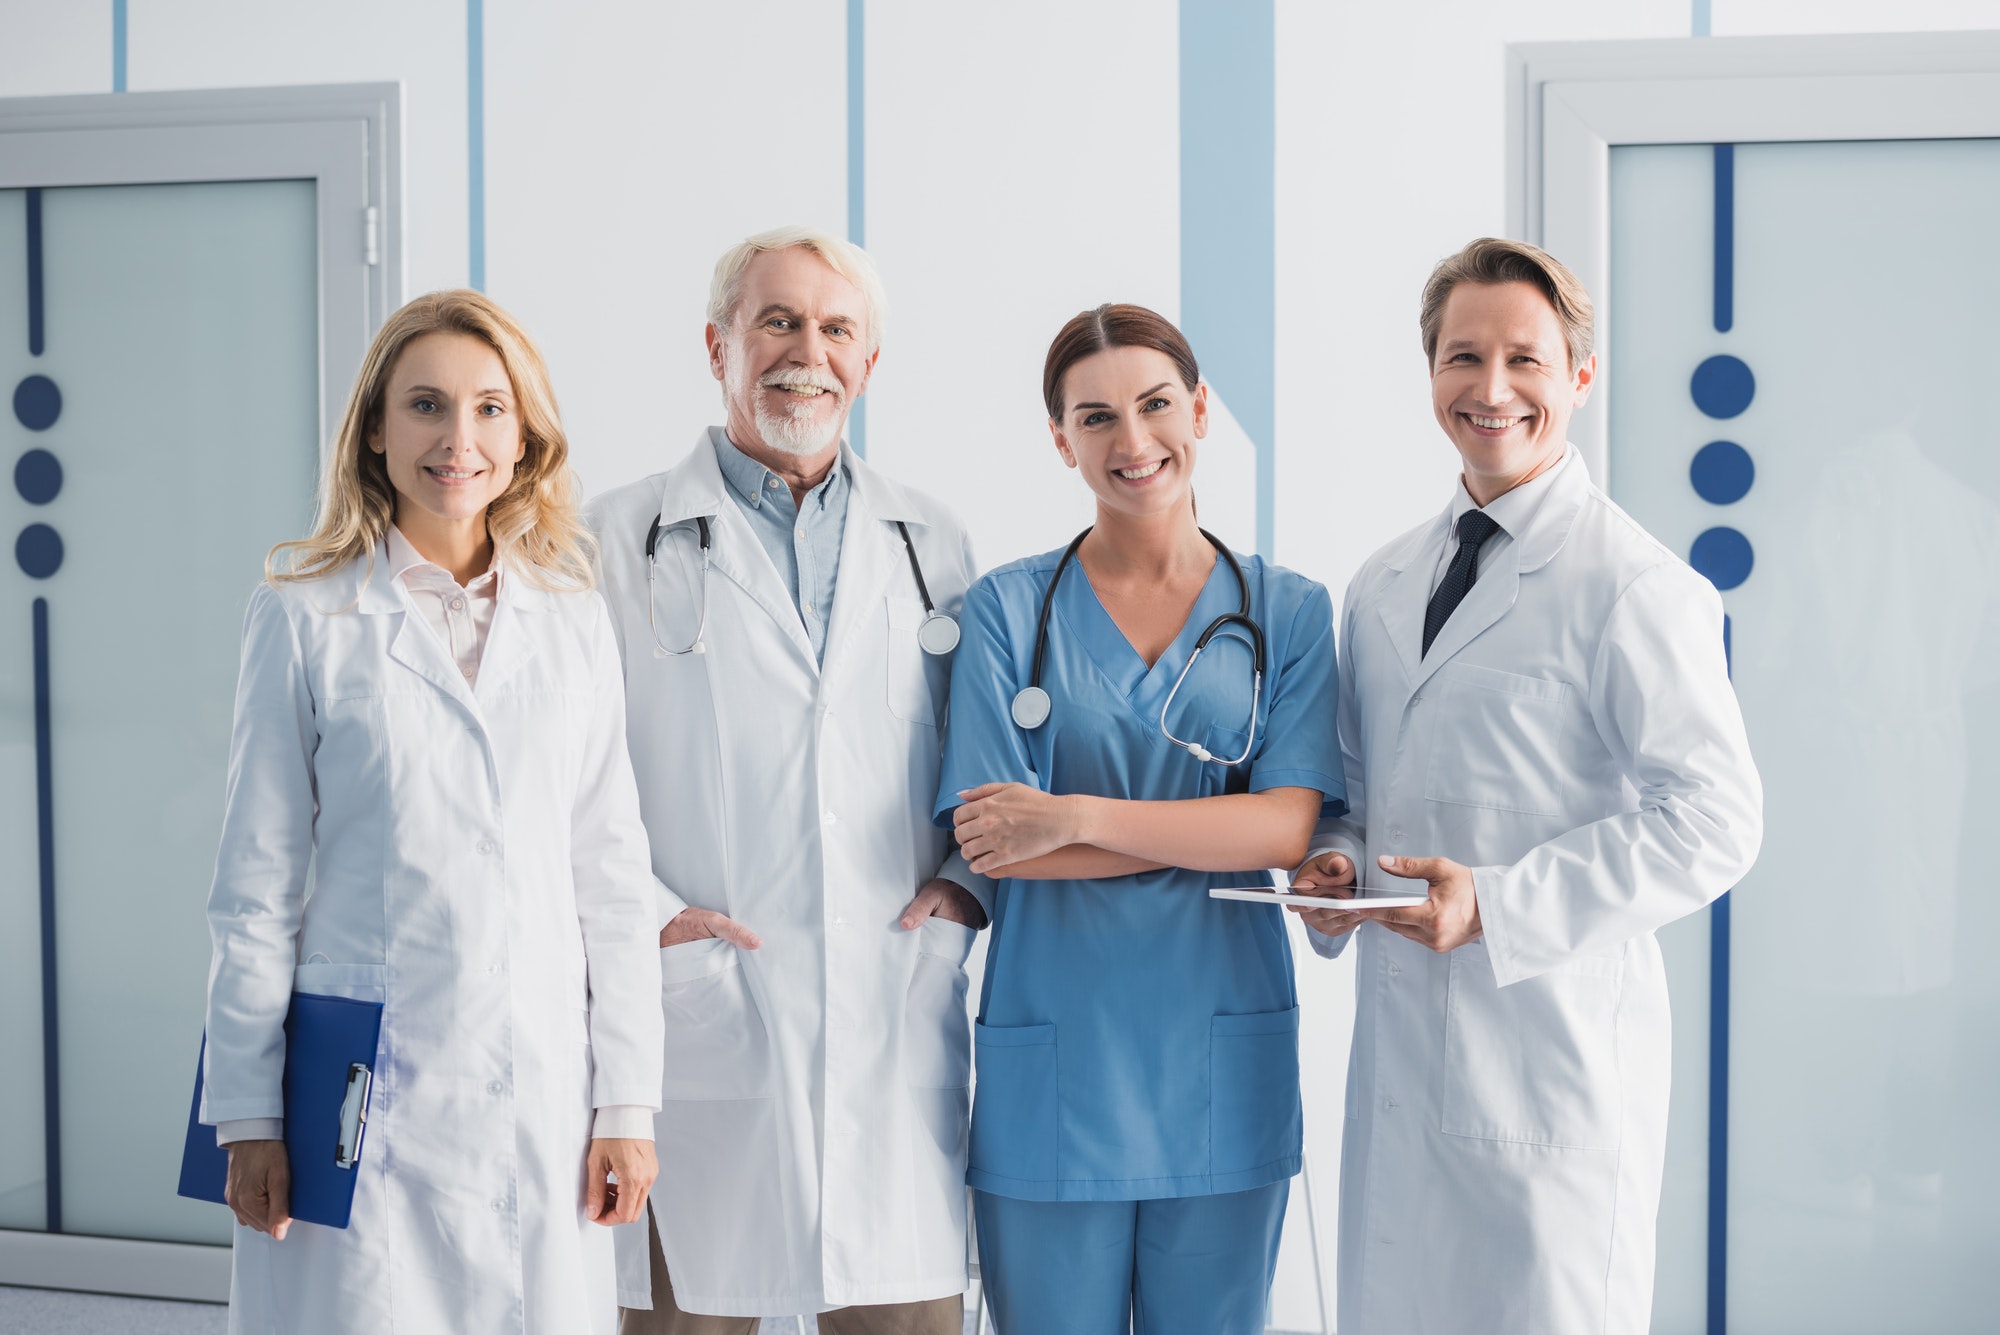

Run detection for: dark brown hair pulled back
[[1042, 303, 1200, 422]]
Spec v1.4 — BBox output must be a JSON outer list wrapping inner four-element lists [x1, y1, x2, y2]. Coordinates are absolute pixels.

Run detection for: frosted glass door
[[1610, 139, 2000, 1333], [0, 180, 319, 1244]]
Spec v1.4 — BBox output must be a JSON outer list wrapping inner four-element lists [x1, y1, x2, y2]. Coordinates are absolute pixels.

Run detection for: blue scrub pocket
[[971, 1021, 1059, 1186], [1209, 1008, 1302, 1180]]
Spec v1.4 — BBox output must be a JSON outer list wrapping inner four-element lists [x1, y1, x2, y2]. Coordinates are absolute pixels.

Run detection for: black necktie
[[1422, 509, 1502, 658]]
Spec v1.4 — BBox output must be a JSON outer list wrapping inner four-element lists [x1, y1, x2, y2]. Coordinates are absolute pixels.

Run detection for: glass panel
[[0, 180, 319, 1243], [1611, 138, 2000, 1333]]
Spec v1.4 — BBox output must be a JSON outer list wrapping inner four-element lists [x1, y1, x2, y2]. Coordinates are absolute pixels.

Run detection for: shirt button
[[462, 666, 474, 678], [487, 1080, 504, 1095], [766, 478, 781, 490], [450, 598, 465, 611], [1389, 826, 1405, 841], [1412, 694, 1423, 705], [795, 527, 805, 539], [476, 840, 495, 855], [1387, 961, 1401, 977], [1384, 1097, 1398, 1111]]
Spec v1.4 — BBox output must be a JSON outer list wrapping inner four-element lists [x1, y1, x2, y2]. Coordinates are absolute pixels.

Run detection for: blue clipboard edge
[[176, 992, 384, 1230]]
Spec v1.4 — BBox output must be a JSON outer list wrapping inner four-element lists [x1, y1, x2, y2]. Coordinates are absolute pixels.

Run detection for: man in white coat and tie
[[587, 226, 986, 1334], [1290, 237, 1762, 1334]]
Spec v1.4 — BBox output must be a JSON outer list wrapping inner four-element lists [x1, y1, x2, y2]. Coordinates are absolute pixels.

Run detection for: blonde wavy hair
[[268, 289, 595, 592]]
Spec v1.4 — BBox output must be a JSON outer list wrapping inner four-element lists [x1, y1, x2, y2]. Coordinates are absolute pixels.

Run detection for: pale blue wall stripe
[[1693, 0, 1712, 37], [111, 0, 127, 91], [1179, 0, 1276, 557], [846, 0, 867, 458], [467, 0, 486, 291]]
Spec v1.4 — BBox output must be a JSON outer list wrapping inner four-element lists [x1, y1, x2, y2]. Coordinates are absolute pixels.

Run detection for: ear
[[1048, 419, 1077, 470], [852, 345, 882, 400], [1571, 352, 1597, 408], [366, 418, 385, 455], [1190, 381, 1210, 440], [705, 324, 726, 383]]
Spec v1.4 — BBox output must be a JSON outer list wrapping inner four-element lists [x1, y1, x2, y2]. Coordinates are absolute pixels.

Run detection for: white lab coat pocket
[[1439, 947, 1623, 1150], [659, 940, 772, 1100], [905, 918, 974, 1090], [1424, 663, 1569, 817], [292, 960, 387, 1002], [885, 595, 940, 727]]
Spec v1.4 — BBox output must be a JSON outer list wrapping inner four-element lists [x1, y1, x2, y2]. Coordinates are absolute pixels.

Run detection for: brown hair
[[1419, 238, 1594, 371], [268, 289, 595, 593], [1043, 303, 1200, 422]]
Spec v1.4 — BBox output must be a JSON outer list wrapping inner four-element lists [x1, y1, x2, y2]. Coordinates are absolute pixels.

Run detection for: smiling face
[[1050, 344, 1208, 521], [369, 331, 525, 529], [708, 245, 878, 459], [1430, 280, 1596, 503]]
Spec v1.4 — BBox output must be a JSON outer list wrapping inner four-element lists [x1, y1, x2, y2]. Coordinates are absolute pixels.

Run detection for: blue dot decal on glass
[[14, 449, 62, 505], [1691, 441, 1754, 505], [16, 522, 64, 579], [1690, 526, 1753, 591], [1690, 355, 1754, 420], [13, 374, 62, 431]]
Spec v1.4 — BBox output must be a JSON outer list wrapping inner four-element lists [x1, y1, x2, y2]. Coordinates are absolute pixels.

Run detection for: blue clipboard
[[178, 991, 384, 1230]]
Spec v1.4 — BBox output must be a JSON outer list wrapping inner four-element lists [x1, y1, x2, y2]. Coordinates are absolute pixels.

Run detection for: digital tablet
[[1208, 885, 1431, 909]]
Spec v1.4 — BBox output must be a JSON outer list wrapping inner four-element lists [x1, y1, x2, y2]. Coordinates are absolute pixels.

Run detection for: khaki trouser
[[619, 1213, 964, 1335]]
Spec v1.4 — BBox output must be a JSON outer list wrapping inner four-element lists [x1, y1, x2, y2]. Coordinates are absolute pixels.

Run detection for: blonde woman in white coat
[[201, 290, 665, 1334]]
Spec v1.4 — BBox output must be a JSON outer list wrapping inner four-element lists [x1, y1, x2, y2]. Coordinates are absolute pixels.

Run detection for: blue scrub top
[[935, 544, 1345, 1202]]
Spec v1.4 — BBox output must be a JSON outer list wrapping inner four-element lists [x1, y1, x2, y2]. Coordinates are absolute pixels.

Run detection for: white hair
[[707, 224, 888, 354]]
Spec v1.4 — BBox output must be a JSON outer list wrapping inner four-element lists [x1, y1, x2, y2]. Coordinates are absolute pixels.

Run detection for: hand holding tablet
[[1208, 884, 1431, 909]]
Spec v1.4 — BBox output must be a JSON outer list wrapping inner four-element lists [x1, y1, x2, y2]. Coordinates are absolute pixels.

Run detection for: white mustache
[[759, 368, 843, 401]]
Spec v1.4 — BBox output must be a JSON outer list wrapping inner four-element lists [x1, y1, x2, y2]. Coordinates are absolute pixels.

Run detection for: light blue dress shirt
[[935, 546, 1345, 1202], [713, 432, 849, 664]]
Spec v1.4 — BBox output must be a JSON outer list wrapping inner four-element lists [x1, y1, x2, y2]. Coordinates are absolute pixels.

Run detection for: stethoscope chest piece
[[1011, 685, 1052, 730], [917, 611, 961, 656]]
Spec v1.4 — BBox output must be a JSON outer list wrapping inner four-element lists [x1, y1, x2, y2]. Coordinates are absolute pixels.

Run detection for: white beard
[[724, 357, 845, 456]]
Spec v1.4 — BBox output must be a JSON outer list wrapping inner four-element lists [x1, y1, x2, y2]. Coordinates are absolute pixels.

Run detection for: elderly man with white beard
[[586, 226, 986, 1335]]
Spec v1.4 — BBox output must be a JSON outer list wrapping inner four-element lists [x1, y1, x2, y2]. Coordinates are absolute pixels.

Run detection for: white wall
[[5, 0, 1999, 1324]]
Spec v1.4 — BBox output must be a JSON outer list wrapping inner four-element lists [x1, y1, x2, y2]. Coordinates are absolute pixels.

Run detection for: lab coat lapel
[[1373, 514, 1449, 695], [1403, 550, 1519, 697], [363, 550, 481, 714], [819, 474, 893, 691], [474, 579, 546, 700]]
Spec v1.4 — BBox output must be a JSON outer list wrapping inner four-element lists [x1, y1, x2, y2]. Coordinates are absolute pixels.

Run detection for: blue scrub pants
[[973, 1183, 1288, 1335]]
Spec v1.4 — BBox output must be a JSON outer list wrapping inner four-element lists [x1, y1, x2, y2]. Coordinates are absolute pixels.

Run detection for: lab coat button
[[490, 1199, 505, 1213], [1384, 1097, 1397, 1111], [1389, 826, 1405, 841], [476, 839, 495, 855], [487, 1080, 504, 1096], [822, 811, 837, 826], [1387, 961, 1401, 978]]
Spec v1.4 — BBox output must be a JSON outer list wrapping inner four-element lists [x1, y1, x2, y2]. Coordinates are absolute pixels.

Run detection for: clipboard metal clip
[[334, 1062, 372, 1170]]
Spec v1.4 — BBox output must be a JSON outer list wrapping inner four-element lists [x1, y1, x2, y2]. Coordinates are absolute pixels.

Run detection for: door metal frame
[[1506, 29, 2000, 1334], [0, 81, 402, 1305], [1506, 29, 2000, 479]]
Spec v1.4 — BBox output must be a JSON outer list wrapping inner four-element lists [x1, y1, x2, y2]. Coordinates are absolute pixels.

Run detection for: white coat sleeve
[[201, 584, 317, 1124], [1306, 578, 1369, 961], [932, 518, 995, 921], [573, 598, 666, 1114], [1474, 561, 1764, 987]]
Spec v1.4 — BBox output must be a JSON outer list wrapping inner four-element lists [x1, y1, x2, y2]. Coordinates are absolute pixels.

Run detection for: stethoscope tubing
[[1014, 527, 1266, 766], [644, 510, 956, 658]]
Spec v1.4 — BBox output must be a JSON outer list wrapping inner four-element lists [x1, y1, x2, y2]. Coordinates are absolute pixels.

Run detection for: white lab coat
[[587, 433, 983, 1317], [201, 550, 665, 1335], [1312, 450, 1761, 1335]]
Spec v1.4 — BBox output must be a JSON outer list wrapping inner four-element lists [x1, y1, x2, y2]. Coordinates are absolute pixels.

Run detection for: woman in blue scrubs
[[935, 304, 1344, 1335]]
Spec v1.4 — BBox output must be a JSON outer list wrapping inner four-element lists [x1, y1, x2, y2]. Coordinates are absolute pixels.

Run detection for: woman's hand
[[1286, 850, 1364, 940], [952, 783, 1085, 876], [224, 1140, 293, 1240], [585, 1137, 657, 1226], [660, 907, 761, 950]]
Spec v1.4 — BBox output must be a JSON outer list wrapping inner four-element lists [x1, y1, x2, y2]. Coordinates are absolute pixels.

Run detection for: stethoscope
[[1011, 527, 1266, 766], [644, 511, 960, 658]]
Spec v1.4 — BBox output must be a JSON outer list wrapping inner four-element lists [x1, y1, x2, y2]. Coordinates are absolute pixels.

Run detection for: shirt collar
[[1448, 446, 1575, 539], [716, 430, 848, 513], [385, 523, 502, 592]]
